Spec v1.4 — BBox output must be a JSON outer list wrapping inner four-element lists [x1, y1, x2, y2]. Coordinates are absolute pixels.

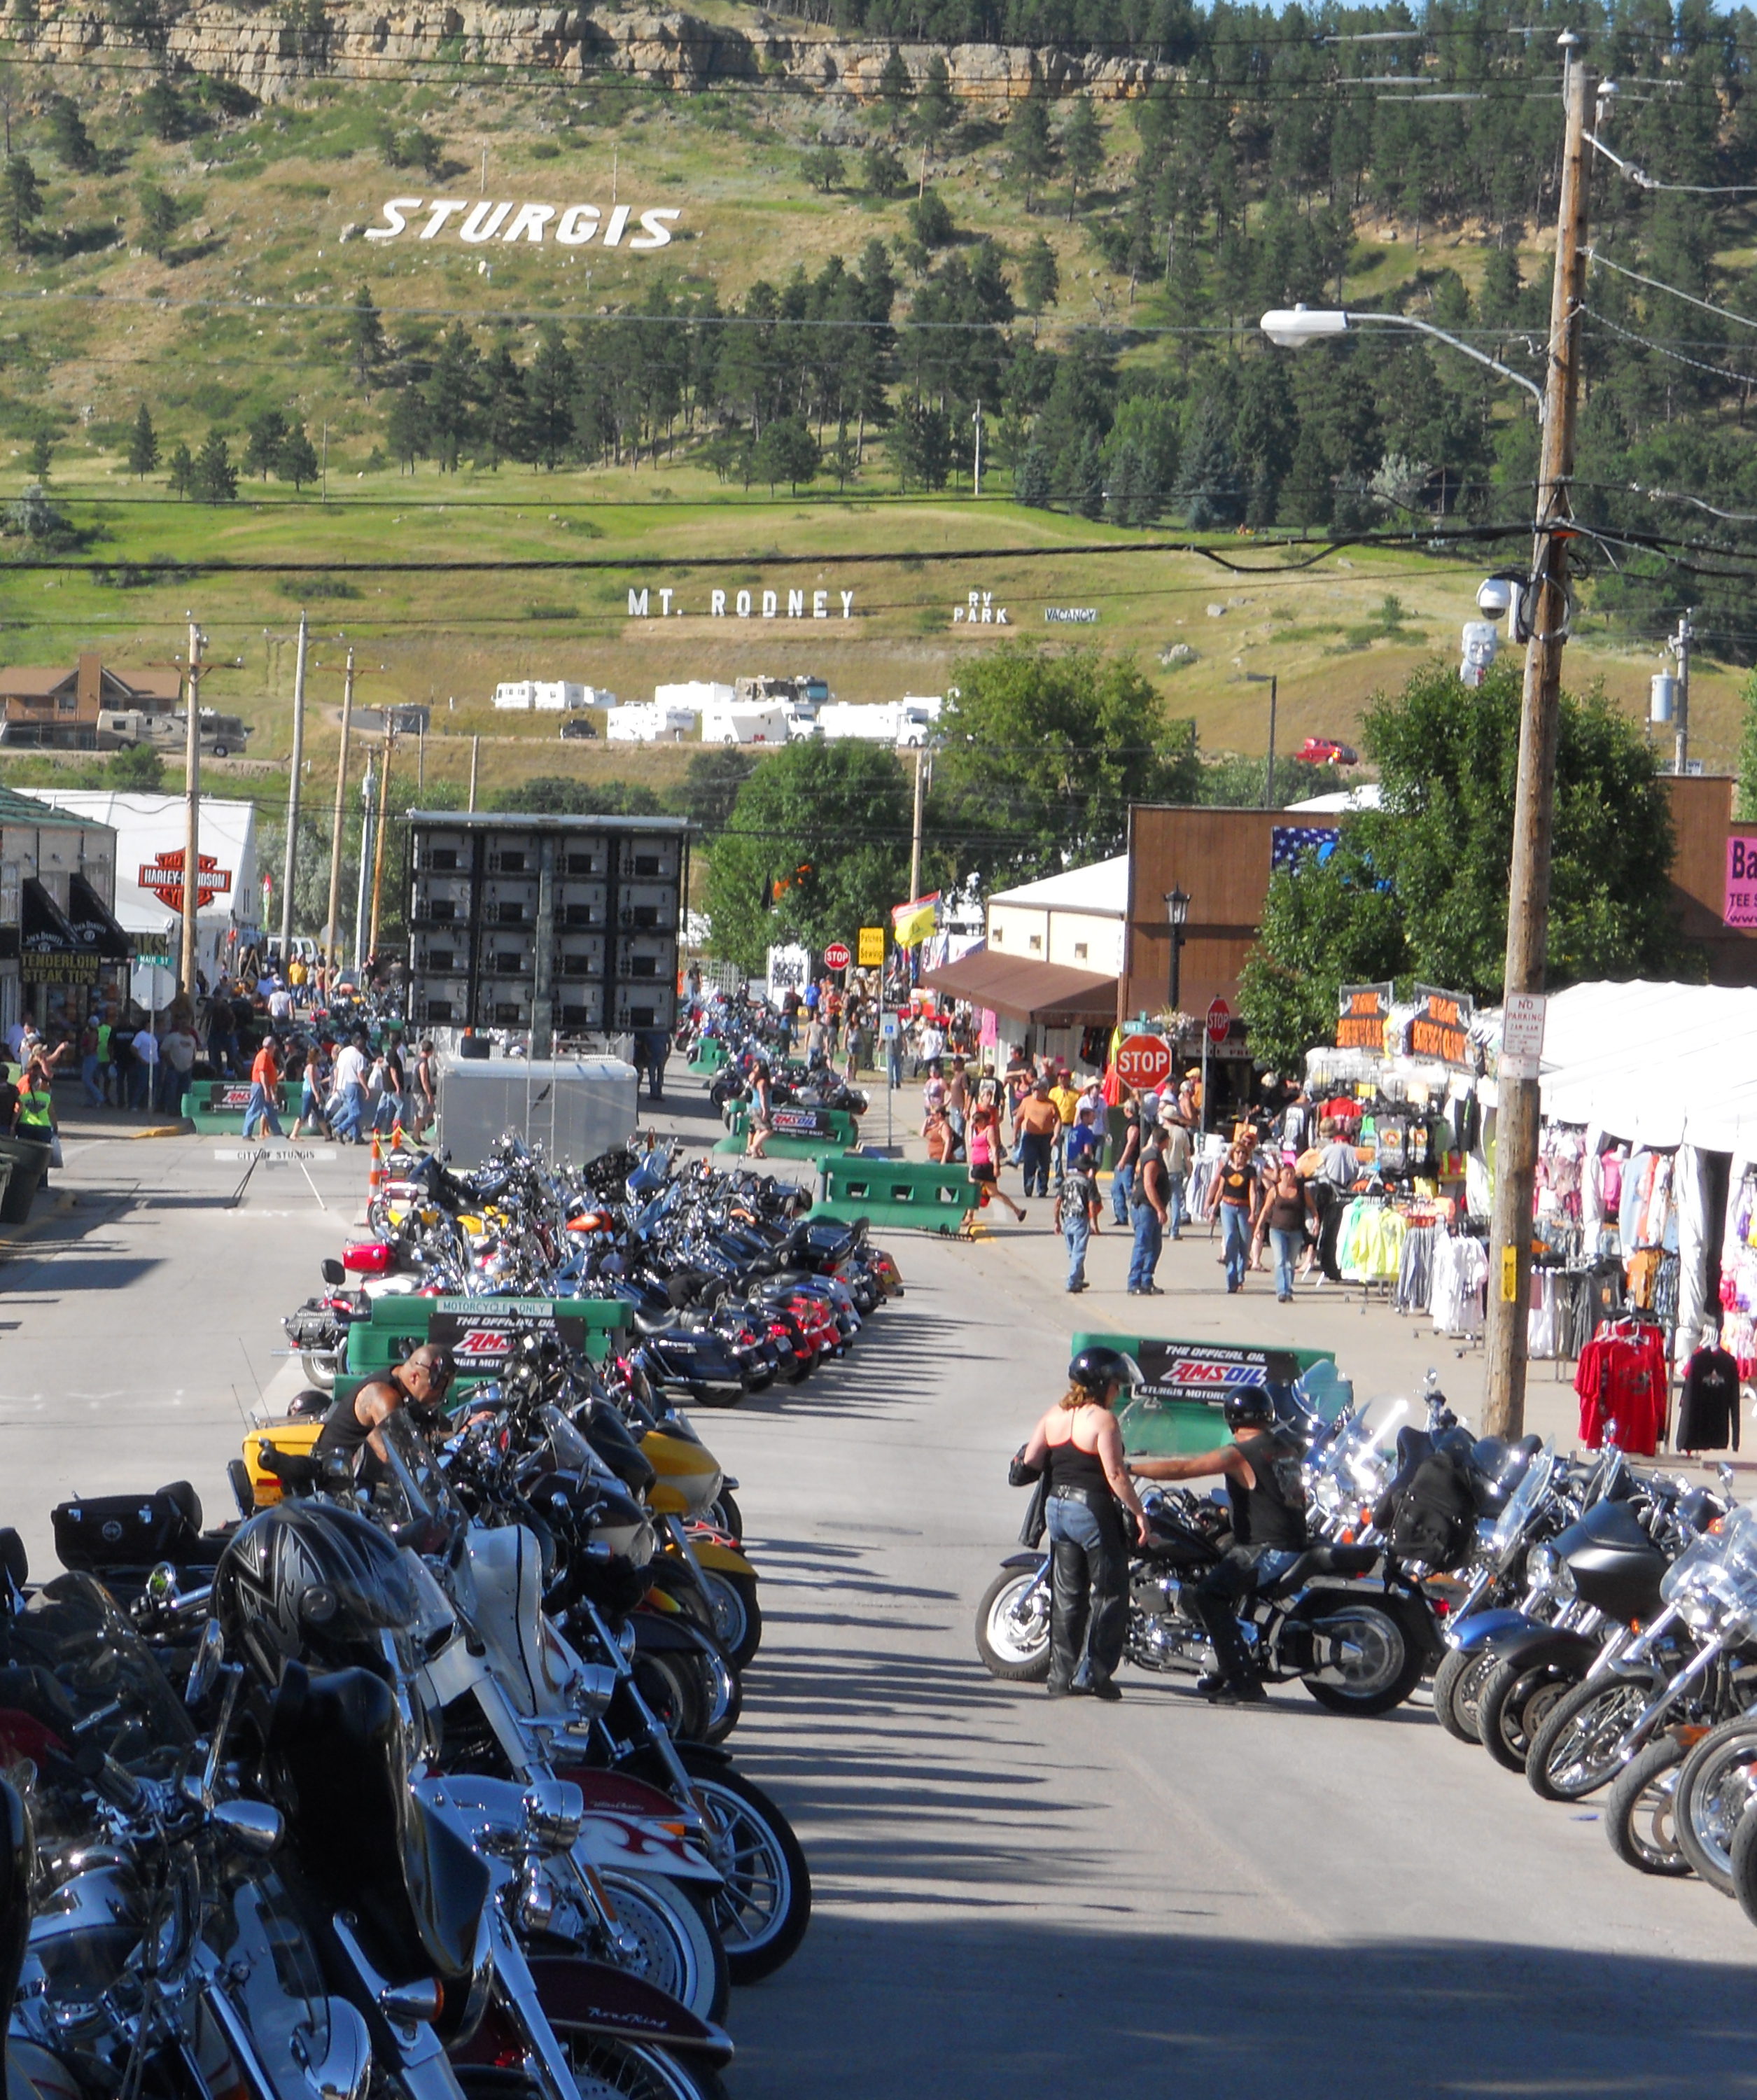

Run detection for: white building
[[20, 788, 260, 986], [985, 855, 1129, 977]]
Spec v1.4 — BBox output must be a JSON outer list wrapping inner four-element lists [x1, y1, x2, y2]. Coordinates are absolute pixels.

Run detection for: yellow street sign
[[858, 925, 885, 967]]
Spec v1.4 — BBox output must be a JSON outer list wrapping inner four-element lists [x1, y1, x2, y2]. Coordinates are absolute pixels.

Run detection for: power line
[[1586, 127, 1757, 196], [1586, 248, 1757, 332]]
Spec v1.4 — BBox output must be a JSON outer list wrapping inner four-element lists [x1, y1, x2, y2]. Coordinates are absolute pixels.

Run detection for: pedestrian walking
[[1049, 1068, 1081, 1178], [242, 1035, 284, 1142], [1128, 1132, 1170, 1295], [78, 1014, 103, 1110], [414, 1039, 439, 1137], [1261, 1159, 1315, 1303], [1111, 1098, 1141, 1225], [1160, 1110, 1192, 1240], [1015, 1349, 1150, 1700], [1058, 1154, 1100, 1293], [1208, 1139, 1259, 1294], [290, 1040, 334, 1141], [745, 1059, 774, 1159], [1015, 1078, 1059, 1199], [159, 1014, 198, 1116], [13, 1056, 55, 1179], [130, 1022, 160, 1114], [967, 1079, 1024, 1222]]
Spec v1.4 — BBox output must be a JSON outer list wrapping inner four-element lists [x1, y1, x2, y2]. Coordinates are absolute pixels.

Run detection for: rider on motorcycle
[[312, 1342, 456, 1485], [1130, 1385, 1308, 1705]]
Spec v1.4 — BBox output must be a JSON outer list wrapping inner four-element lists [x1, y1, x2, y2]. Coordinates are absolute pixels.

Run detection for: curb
[[133, 1121, 195, 1139]]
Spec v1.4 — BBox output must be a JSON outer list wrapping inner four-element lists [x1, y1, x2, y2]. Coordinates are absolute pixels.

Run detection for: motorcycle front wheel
[[1300, 1604, 1424, 1716], [1727, 1783, 1757, 1926], [1477, 1659, 1583, 1774], [671, 1746, 811, 1984], [1430, 1647, 1494, 1743], [1675, 1716, 1757, 1894], [699, 1570, 762, 1672], [975, 1568, 1051, 1683], [1526, 1676, 1653, 1802], [1604, 1736, 1690, 1877], [458, 2048, 724, 2100], [596, 1869, 731, 2026], [634, 1650, 712, 1743]]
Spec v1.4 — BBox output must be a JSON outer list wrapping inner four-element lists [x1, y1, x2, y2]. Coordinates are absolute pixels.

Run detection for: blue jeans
[[1128, 1201, 1163, 1291], [1018, 1130, 1052, 1198], [1064, 1208, 1090, 1289], [1052, 1123, 1068, 1177], [1270, 1226, 1302, 1301], [1112, 1161, 1133, 1224], [1166, 1170, 1187, 1240], [242, 1083, 284, 1139], [330, 1082, 368, 1142], [79, 1053, 102, 1107], [1220, 1202, 1251, 1290]]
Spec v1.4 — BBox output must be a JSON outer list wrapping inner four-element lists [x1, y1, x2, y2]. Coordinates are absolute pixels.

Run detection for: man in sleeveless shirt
[[314, 1343, 456, 1488], [1130, 1385, 1308, 1704]]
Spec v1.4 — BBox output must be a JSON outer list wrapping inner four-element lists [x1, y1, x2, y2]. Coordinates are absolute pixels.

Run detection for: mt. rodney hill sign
[[365, 199, 681, 248]]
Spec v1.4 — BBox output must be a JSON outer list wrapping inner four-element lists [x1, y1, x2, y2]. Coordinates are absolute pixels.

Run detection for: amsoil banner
[[427, 1301, 589, 1369], [1070, 1334, 1338, 1457]]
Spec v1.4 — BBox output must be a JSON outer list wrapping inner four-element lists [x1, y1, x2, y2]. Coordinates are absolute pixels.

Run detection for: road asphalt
[[5, 1083, 1757, 2098]]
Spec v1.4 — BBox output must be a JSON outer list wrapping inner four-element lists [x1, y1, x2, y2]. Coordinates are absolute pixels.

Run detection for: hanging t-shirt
[[1575, 1323, 1668, 1455], [1678, 1347, 1741, 1452]]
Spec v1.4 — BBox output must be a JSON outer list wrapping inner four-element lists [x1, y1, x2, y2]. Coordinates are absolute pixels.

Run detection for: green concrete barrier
[[717, 1100, 862, 1159], [337, 1294, 631, 1410], [1068, 1332, 1345, 1457], [182, 1079, 278, 1133], [813, 1156, 979, 1236], [688, 1039, 729, 1075]]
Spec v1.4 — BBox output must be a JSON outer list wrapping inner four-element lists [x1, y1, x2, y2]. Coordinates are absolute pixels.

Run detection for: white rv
[[606, 702, 695, 744], [701, 700, 792, 746]]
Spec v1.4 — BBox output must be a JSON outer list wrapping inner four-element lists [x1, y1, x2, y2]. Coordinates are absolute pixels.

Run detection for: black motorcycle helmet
[[1223, 1385, 1277, 1432], [214, 1501, 423, 1686], [1068, 1346, 1140, 1399]]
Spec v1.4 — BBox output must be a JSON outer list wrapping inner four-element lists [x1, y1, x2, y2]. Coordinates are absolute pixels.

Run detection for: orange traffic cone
[[391, 1118, 407, 1153], [369, 1130, 385, 1194]]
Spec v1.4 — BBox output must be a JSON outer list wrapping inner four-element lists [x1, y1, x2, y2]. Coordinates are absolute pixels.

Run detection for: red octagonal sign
[[1114, 1032, 1172, 1091], [822, 941, 852, 971]]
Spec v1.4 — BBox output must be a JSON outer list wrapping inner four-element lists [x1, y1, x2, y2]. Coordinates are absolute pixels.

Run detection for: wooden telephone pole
[[278, 610, 307, 962], [323, 649, 355, 968], [1483, 45, 1595, 1438], [178, 620, 202, 995]]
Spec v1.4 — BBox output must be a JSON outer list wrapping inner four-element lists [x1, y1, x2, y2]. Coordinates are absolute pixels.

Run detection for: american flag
[[1270, 825, 1340, 873]]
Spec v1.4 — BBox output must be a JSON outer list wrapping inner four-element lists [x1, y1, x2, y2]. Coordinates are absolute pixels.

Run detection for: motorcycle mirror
[[211, 1798, 284, 1856], [185, 1618, 226, 1708]]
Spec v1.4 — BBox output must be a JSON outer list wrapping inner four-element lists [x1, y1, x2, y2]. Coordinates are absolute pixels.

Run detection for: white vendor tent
[[17, 789, 260, 981], [1532, 981, 1757, 1155]]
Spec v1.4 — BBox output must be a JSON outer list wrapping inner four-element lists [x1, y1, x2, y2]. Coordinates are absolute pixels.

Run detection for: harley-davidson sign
[[140, 851, 232, 913]]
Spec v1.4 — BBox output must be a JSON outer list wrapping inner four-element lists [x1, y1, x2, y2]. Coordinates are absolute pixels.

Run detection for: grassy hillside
[[0, 40, 1746, 808]]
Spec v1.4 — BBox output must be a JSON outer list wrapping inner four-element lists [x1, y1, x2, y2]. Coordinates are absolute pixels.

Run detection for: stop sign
[[1206, 997, 1231, 1044], [822, 941, 852, 971], [1114, 1032, 1172, 1091]]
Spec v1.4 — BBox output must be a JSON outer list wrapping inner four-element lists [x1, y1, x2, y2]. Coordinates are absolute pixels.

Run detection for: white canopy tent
[[1528, 981, 1757, 1155]]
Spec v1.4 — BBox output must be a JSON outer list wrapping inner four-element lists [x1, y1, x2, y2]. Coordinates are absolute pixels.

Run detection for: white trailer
[[701, 701, 792, 746], [606, 702, 694, 744], [816, 697, 941, 748], [531, 681, 585, 712], [655, 681, 731, 715], [493, 682, 533, 710]]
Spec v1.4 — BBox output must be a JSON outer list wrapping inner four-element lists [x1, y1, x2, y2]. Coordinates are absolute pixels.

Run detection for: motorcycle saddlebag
[[1381, 1446, 1477, 1569], [52, 1488, 201, 1574]]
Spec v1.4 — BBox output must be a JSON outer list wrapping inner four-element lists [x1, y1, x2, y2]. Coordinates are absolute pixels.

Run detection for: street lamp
[[1260, 305, 1546, 417], [1164, 886, 1190, 1016]]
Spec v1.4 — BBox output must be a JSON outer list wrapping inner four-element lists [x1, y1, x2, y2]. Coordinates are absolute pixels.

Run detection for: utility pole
[[468, 734, 479, 813], [972, 401, 983, 499], [1672, 607, 1695, 778], [1483, 43, 1594, 1440], [368, 722, 394, 964], [279, 609, 307, 962], [324, 648, 354, 968], [1264, 674, 1278, 810], [354, 756, 375, 971], [180, 620, 202, 995], [909, 743, 926, 904]]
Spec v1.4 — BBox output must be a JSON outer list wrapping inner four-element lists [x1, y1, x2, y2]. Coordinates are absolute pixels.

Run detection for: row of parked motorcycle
[[1, 1135, 906, 2100], [976, 1366, 1757, 1924], [675, 996, 869, 1122]]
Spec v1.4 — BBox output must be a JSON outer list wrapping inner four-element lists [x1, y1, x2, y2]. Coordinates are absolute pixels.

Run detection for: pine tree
[[1007, 85, 1054, 215], [1019, 235, 1059, 318], [2, 155, 41, 251], [190, 430, 237, 503], [800, 144, 844, 194], [912, 54, 955, 154], [136, 180, 178, 259], [1068, 430, 1105, 519], [1014, 445, 1054, 508], [878, 48, 911, 135], [349, 285, 386, 392], [43, 94, 95, 172], [127, 402, 158, 480], [26, 430, 50, 480], [524, 328, 576, 470], [244, 408, 288, 480], [1061, 98, 1103, 220], [276, 422, 320, 491], [1177, 396, 1242, 529], [166, 440, 193, 498]]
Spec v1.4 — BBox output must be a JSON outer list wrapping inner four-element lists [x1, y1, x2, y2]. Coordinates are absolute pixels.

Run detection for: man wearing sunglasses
[[313, 1342, 456, 1486]]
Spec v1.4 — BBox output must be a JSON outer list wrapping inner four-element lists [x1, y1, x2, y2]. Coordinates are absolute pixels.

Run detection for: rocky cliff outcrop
[[22, 4, 1170, 104]]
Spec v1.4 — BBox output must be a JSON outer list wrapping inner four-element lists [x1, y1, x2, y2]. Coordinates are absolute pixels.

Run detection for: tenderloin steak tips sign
[[364, 199, 682, 250]]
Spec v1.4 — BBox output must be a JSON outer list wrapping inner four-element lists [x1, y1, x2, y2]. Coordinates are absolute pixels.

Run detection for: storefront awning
[[21, 876, 128, 986], [920, 944, 1118, 1026]]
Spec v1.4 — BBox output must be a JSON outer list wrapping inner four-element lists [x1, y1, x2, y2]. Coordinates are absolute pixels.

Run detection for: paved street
[[7, 1088, 1757, 2097]]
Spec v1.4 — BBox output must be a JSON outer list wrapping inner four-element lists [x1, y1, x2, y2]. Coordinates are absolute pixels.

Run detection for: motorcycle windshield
[[1661, 1503, 1757, 1620], [1488, 1445, 1556, 1563], [201, 1858, 335, 2100], [4, 1572, 195, 1776]]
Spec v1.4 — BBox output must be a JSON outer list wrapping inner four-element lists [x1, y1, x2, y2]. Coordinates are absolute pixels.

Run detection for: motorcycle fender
[[524, 1954, 734, 2068], [632, 1608, 720, 1657], [1000, 1552, 1049, 1574], [688, 1540, 757, 1579], [1486, 1623, 1602, 1674], [1449, 1606, 1541, 1657], [570, 1817, 719, 1884]]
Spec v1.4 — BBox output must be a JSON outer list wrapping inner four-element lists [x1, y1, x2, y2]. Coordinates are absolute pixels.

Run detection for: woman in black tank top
[[1018, 1352, 1149, 1700]]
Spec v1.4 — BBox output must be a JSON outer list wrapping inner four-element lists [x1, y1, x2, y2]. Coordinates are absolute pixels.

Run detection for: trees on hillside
[[1, 155, 41, 251], [1238, 662, 1686, 1072], [127, 403, 158, 480]]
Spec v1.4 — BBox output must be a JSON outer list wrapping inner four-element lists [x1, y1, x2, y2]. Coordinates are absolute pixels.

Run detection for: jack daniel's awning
[[21, 875, 131, 985]]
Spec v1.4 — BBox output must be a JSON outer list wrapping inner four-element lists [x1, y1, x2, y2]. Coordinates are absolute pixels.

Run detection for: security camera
[[1476, 578, 1514, 616]]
